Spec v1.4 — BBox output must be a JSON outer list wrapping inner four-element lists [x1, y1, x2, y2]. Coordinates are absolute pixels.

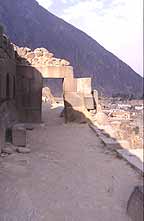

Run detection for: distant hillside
[[0, 0, 143, 97]]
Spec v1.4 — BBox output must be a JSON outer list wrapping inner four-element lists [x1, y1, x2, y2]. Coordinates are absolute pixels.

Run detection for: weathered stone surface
[[16, 46, 70, 67], [36, 66, 74, 78], [94, 112, 108, 125], [76, 78, 92, 94], [84, 95, 94, 110], [0, 126, 5, 153], [64, 92, 84, 108], [16, 147, 31, 153], [127, 186, 144, 221], [12, 125, 27, 147], [63, 77, 77, 93], [93, 89, 98, 109], [26, 52, 35, 61], [0, 30, 93, 135], [0, 48, 8, 58], [60, 59, 70, 66], [2, 146, 14, 154], [0, 34, 18, 153]]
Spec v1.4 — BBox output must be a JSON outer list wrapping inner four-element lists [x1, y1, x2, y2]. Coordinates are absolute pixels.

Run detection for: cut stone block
[[0, 126, 5, 153], [35, 66, 74, 78], [0, 74, 7, 99], [127, 186, 144, 221], [12, 124, 27, 147], [84, 95, 94, 110], [63, 77, 77, 92], [64, 92, 84, 108], [93, 89, 98, 108], [76, 78, 92, 94]]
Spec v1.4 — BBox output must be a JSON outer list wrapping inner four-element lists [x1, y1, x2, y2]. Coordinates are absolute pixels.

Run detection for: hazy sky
[[36, 0, 143, 76]]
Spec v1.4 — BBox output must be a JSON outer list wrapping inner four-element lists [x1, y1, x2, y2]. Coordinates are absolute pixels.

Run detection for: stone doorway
[[16, 65, 94, 124], [42, 78, 64, 125]]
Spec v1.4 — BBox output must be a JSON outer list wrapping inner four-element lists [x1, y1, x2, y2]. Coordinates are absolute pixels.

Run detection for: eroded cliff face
[[0, 0, 143, 97]]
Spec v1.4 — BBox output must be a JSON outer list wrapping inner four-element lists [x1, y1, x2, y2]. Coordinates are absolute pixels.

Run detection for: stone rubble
[[14, 46, 70, 66], [91, 97, 143, 149]]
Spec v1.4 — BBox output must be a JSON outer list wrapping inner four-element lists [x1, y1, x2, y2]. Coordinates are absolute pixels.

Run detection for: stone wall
[[16, 65, 43, 123], [15, 47, 96, 123], [0, 30, 17, 152], [0, 31, 95, 152]]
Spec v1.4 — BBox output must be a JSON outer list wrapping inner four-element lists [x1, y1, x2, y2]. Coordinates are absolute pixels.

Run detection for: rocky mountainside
[[0, 0, 143, 97]]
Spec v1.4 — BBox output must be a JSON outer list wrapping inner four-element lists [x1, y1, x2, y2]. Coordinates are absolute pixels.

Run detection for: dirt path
[[0, 104, 142, 221]]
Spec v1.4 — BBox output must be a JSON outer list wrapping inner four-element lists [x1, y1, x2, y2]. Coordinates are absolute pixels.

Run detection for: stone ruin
[[0, 29, 98, 153], [0, 28, 143, 220]]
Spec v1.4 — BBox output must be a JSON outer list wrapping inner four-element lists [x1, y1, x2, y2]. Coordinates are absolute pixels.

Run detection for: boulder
[[94, 112, 108, 125]]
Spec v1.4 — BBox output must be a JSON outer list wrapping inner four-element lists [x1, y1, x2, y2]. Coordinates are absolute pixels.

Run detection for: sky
[[36, 0, 143, 76]]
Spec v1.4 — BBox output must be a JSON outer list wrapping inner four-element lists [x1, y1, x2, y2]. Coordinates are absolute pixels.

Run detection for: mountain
[[0, 0, 143, 97]]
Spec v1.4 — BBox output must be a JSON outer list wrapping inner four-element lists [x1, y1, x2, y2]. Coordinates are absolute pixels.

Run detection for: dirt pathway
[[0, 104, 142, 221]]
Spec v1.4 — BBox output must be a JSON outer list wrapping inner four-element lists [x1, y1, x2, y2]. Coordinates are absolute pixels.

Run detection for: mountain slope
[[0, 0, 143, 96]]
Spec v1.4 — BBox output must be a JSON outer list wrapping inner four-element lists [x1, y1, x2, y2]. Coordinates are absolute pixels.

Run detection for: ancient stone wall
[[0, 30, 17, 152], [0, 31, 95, 152], [15, 47, 96, 123], [15, 46, 70, 67]]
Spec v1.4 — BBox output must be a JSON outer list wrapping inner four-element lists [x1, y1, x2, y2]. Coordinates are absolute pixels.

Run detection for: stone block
[[127, 186, 144, 221], [36, 66, 74, 78], [0, 74, 6, 99], [63, 77, 77, 93], [12, 124, 27, 147], [9, 74, 14, 99], [64, 92, 84, 108], [0, 126, 5, 153], [93, 89, 98, 108], [84, 95, 94, 110], [76, 78, 92, 94]]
